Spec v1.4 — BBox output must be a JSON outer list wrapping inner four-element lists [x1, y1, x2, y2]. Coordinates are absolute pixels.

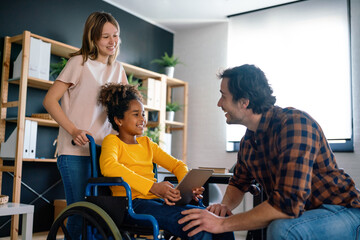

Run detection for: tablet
[[175, 169, 213, 205]]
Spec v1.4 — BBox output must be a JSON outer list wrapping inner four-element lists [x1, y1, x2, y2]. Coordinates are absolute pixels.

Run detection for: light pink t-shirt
[[57, 55, 127, 156]]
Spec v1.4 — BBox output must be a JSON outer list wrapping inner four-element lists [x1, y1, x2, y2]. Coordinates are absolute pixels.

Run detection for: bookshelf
[[0, 30, 188, 239]]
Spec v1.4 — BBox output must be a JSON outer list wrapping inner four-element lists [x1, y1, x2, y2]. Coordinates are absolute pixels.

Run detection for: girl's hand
[[192, 187, 205, 202], [150, 181, 181, 205], [71, 129, 91, 146]]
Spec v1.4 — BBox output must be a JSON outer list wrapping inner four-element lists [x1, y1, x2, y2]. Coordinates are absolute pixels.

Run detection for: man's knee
[[266, 219, 297, 240]]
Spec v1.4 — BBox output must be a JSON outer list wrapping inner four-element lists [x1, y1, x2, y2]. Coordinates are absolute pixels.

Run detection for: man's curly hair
[[98, 83, 143, 132]]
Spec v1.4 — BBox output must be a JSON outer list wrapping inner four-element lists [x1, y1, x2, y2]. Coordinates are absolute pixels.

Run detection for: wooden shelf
[[22, 158, 57, 163], [8, 77, 54, 90], [165, 120, 185, 127], [7, 117, 58, 127], [144, 105, 161, 112], [11, 32, 79, 58], [167, 77, 188, 87], [122, 62, 162, 80]]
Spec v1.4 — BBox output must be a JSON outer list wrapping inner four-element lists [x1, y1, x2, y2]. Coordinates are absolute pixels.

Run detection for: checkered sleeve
[[267, 111, 321, 217], [229, 142, 254, 193]]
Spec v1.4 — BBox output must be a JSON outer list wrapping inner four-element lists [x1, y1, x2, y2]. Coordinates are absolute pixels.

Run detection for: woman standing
[[43, 11, 127, 239]]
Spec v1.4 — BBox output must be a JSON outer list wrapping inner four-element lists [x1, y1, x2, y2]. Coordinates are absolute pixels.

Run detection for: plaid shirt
[[229, 106, 360, 217]]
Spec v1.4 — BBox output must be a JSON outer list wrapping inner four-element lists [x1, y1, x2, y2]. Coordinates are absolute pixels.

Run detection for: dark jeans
[[126, 198, 235, 240]]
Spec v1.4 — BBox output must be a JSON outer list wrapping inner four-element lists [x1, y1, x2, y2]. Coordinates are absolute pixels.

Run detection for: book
[[198, 167, 229, 174]]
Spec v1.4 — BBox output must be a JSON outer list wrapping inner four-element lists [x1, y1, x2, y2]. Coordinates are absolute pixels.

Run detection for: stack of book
[[198, 167, 229, 174]]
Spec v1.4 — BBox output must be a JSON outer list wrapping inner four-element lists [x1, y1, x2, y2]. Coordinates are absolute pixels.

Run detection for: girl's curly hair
[[98, 83, 143, 132]]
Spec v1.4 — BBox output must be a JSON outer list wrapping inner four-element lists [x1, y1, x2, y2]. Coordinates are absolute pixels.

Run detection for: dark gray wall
[[0, 0, 173, 235]]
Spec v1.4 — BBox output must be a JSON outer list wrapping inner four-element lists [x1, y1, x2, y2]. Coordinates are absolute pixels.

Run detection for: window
[[226, 0, 352, 152]]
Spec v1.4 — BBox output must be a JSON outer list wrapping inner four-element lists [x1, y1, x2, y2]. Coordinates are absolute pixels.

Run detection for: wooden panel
[[9, 77, 54, 90], [122, 62, 162, 79], [8, 117, 59, 127], [0, 166, 15, 172], [165, 120, 185, 127], [11, 31, 79, 59], [22, 158, 57, 163]]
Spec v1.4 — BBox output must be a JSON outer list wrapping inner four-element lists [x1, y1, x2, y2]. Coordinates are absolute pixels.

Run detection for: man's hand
[[207, 203, 233, 217], [178, 209, 226, 237], [150, 181, 181, 205], [192, 187, 205, 202]]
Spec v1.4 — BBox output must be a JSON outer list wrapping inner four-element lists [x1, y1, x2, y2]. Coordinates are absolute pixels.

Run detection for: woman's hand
[[71, 129, 92, 146], [150, 181, 181, 205], [192, 187, 205, 202]]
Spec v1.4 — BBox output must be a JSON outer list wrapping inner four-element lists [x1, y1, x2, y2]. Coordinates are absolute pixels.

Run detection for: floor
[[0, 231, 248, 240]]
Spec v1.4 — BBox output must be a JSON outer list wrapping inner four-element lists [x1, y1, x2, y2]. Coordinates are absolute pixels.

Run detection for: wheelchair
[[47, 135, 173, 240]]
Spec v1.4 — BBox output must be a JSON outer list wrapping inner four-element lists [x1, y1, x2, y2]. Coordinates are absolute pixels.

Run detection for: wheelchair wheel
[[47, 201, 122, 240]]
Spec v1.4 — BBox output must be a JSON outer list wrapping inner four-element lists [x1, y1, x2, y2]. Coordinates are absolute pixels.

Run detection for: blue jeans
[[57, 155, 91, 240], [127, 198, 234, 240], [267, 204, 360, 240]]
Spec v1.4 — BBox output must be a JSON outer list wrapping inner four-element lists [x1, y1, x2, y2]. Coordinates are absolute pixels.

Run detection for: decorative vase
[[164, 66, 175, 78], [166, 111, 175, 121]]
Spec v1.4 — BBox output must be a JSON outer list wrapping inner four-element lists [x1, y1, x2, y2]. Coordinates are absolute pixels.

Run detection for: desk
[[0, 203, 34, 240], [164, 173, 233, 206]]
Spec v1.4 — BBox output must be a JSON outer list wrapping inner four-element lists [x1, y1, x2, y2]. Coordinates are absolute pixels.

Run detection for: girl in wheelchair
[[98, 83, 234, 240]]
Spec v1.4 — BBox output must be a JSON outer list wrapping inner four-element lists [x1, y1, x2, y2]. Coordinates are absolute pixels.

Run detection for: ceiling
[[104, 0, 299, 32]]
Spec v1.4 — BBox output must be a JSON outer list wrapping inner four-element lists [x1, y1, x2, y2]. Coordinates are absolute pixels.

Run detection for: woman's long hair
[[71, 11, 120, 65]]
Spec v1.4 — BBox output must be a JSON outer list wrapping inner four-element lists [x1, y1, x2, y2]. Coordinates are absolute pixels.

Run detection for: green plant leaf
[[166, 102, 182, 112], [151, 52, 182, 67], [50, 57, 68, 77], [143, 126, 162, 145]]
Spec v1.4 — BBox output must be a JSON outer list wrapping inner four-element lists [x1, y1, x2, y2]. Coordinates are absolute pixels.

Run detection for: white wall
[[174, 0, 360, 186], [173, 22, 238, 170]]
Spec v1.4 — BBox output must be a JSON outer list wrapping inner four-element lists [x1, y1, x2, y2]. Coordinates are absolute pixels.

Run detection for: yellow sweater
[[100, 134, 188, 199]]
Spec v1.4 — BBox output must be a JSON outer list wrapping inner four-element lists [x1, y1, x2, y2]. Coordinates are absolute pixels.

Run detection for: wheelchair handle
[[71, 134, 93, 145]]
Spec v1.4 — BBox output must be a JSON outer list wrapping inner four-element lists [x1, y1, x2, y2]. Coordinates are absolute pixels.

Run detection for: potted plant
[[50, 57, 68, 79], [166, 102, 182, 121], [144, 126, 161, 145], [151, 52, 182, 78]]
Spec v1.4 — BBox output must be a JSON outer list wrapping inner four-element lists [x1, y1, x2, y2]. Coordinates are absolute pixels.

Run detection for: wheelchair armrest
[[88, 177, 124, 184]]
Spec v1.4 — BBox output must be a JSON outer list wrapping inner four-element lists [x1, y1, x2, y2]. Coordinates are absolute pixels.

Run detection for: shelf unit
[[122, 62, 188, 162], [0, 31, 188, 239], [0, 31, 78, 240]]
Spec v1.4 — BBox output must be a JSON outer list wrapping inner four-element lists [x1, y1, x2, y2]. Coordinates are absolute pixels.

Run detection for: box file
[[141, 78, 155, 108], [0, 120, 37, 159], [12, 37, 51, 80]]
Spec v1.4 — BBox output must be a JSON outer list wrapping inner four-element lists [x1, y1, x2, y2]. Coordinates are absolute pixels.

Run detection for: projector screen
[[226, 0, 352, 151]]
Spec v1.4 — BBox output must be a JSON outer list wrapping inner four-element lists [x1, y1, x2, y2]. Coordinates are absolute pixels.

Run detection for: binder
[[12, 50, 22, 79], [23, 120, 31, 158], [12, 37, 51, 80], [163, 133, 172, 155], [39, 40, 51, 80], [0, 120, 33, 159], [154, 79, 162, 110], [28, 37, 41, 78], [28, 120, 38, 158], [0, 127, 17, 159], [141, 78, 155, 108]]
